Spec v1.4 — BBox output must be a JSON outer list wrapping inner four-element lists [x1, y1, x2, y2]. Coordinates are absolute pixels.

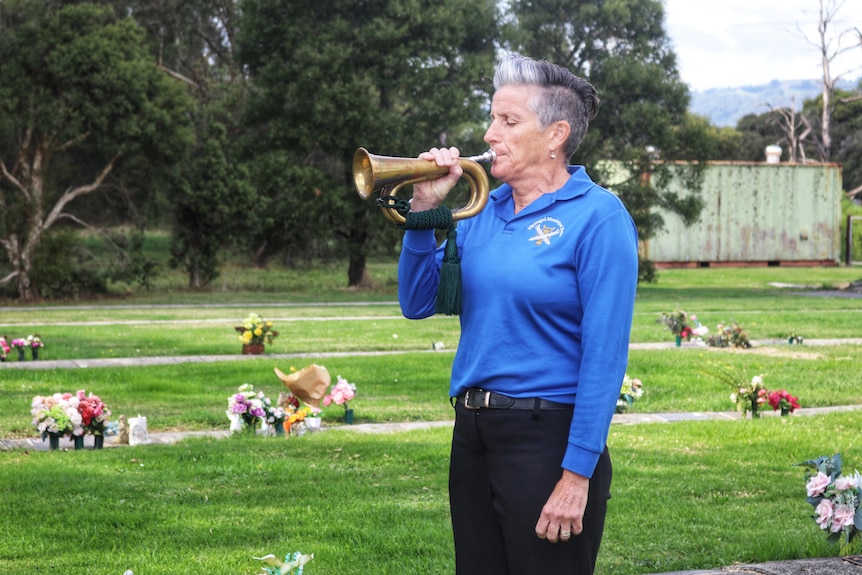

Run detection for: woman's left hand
[[534, 470, 589, 543]]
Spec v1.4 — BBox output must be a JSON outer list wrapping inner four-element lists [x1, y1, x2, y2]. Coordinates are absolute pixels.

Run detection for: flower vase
[[94, 435, 104, 449], [31, 347, 39, 361], [306, 417, 321, 432], [780, 407, 791, 417], [73, 435, 84, 450], [344, 408, 354, 425], [675, 336, 681, 347], [274, 420, 285, 436], [17, 348, 25, 361], [242, 343, 265, 355], [48, 434, 61, 450]]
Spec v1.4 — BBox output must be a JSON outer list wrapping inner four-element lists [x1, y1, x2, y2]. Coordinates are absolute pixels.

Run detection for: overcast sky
[[664, 0, 862, 91]]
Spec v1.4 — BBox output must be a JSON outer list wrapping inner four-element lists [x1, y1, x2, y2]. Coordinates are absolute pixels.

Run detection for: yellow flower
[[254, 328, 263, 337]]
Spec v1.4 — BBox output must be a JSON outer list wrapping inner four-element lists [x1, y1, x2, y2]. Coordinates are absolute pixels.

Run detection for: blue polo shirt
[[398, 166, 639, 478]]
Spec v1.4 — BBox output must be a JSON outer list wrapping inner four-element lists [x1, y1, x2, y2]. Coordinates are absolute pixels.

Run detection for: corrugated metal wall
[[643, 162, 843, 266]]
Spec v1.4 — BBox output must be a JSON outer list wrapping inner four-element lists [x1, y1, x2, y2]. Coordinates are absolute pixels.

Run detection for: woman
[[398, 54, 639, 575]]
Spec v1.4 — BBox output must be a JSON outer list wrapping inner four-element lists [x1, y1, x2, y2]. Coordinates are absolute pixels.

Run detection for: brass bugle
[[353, 148, 496, 225]]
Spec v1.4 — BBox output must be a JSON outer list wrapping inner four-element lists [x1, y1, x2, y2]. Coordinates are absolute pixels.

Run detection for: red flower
[[768, 390, 800, 413]]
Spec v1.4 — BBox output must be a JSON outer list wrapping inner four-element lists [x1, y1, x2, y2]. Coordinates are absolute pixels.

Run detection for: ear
[[548, 120, 571, 151]]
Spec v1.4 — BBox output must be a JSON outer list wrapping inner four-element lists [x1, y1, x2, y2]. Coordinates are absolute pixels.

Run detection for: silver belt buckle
[[464, 390, 491, 410]]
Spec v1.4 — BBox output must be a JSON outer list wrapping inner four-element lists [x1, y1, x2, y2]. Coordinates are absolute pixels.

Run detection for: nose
[[483, 123, 497, 145]]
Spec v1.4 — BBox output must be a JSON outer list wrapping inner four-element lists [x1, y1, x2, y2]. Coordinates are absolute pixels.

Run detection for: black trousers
[[449, 401, 612, 575]]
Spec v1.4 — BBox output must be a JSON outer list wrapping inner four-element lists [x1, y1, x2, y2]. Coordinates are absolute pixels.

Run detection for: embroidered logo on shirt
[[527, 217, 565, 245]]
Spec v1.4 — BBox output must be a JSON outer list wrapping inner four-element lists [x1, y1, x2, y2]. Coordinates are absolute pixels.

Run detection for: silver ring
[[560, 530, 571, 538]]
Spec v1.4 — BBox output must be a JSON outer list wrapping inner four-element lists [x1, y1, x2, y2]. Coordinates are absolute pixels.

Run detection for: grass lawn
[[1, 264, 862, 574]]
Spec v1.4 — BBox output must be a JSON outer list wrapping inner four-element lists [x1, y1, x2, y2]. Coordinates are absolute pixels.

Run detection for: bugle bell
[[352, 148, 496, 225]]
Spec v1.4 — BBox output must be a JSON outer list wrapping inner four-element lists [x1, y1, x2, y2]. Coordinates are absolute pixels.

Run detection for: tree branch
[[43, 154, 119, 231], [158, 64, 202, 91], [56, 131, 91, 153], [0, 160, 32, 202], [0, 270, 19, 286]]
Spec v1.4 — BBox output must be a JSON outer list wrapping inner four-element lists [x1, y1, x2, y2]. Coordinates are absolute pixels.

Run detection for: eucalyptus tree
[[0, 1, 192, 300], [97, 0, 257, 287], [238, 0, 499, 286], [503, 0, 710, 278]]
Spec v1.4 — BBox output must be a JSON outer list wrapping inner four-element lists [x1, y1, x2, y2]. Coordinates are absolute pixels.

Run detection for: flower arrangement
[[659, 309, 708, 343], [10, 338, 27, 349], [0, 336, 9, 361], [254, 551, 314, 575], [767, 389, 801, 416], [616, 374, 644, 413], [797, 453, 862, 552], [323, 375, 356, 413], [77, 390, 112, 435], [31, 393, 84, 438], [235, 313, 279, 346], [27, 334, 44, 349], [227, 384, 269, 431], [659, 308, 692, 339], [706, 322, 752, 349], [787, 331, 804, 345], [704, 362, 768, 418]]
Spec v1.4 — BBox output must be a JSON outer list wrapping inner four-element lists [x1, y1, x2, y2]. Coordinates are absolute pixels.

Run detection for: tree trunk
[[347, 208, 371, 288]]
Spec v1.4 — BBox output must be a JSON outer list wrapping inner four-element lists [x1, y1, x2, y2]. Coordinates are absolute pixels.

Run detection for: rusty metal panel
[[644, 163, 843, 264]]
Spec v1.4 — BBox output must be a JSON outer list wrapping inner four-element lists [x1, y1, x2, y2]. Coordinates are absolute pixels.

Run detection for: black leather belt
[[457, 388, 571, 410]]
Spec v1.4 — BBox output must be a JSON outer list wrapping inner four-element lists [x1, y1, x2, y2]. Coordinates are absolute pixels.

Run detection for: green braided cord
[[401, 205, 454, 230], [387, 205, 461, 316], [376, 196, 412, 219], [435, 225, 462, 315]]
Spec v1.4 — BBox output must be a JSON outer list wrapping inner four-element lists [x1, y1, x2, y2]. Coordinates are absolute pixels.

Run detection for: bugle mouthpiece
[[466, 150, 495, 164]]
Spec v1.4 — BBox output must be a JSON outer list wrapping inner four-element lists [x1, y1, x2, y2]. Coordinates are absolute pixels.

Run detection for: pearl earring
[[550, 151, 556, 159]]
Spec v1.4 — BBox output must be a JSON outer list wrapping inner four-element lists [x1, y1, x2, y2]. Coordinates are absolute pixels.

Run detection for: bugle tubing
[[353, 148, 495, 225]]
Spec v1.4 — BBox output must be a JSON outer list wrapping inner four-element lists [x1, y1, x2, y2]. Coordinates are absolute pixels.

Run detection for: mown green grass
[[2, 265, 862, 575], [1, 414, 860, 575], [2, 345, 861, 438]]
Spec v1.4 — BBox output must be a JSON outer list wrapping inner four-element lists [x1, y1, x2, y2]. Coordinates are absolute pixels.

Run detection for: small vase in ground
[[31, 348, 39, 360], [675, 336, 682, 347], [73, 435, 85, 450], [48, 434, 61, 450], [242, 343, 265, 355], [306, 417, 322, 431], [17, 348, 25, 361], [344, 408, 354, 425], [94, 435, 104, 449]]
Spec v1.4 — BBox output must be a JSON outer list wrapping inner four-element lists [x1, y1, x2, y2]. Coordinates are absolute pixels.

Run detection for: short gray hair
[[493, 54, 599, 158]]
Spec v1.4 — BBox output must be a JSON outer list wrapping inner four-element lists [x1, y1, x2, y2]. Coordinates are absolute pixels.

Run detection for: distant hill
[[690, 78, 860, 128]]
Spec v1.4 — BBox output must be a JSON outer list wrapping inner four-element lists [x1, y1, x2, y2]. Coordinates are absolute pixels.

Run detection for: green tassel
[[435, 225, 462, 316]]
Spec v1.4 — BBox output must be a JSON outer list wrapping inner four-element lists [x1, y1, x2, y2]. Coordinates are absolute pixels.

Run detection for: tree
[[238, 0, 499, 286], [169, 115, 257, 288], [503, 0, 709, 279], [798, 0, 861, 161], [0, 1, 192, 300]]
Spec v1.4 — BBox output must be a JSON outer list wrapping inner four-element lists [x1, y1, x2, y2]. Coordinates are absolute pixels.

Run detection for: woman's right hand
[[410, 147, 464, 212]]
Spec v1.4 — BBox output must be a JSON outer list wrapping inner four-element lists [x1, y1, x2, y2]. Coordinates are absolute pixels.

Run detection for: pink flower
[[831, 505, 856, 533], [323, 376, 357, 407], [815, 498, 833, 530], [806, 472, 831, 497], [834, 474, 860, 491]]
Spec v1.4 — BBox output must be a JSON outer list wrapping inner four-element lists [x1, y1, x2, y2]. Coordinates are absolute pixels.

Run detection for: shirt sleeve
[[562, 206, 639, 477], [398, 229, 441, 319]]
